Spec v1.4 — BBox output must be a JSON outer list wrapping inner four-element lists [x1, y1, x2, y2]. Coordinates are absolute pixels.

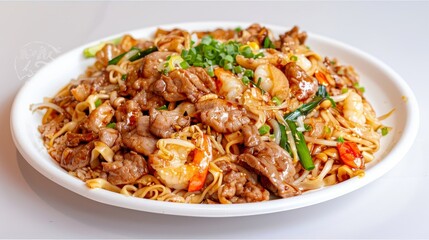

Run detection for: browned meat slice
[[99, 127, 119, 147], [60, 141, 94, 171], [121, 129, 157, 156], [280, 26, 307, 53], [151, 69, 212, 103], [149, 108, 190, 138], [115, 100, 141, 131], [140, 51, 173, 80], [194, 29, 235, 41], [38, 114, 65, 139], [102, 152, 148, 185], [241, 125, 261, 147], [132, 89, 166, 111], [186, 67, 217, 92], [238, 142, 299, 198], [65, 132, 96, 147], [136, 115, 152, 137], [215, 160, 270, 203], [285, 62, 318, 101], [83, 101, 115, 133], [240, 23, 270, 46], [196, 98, 250, 133], [70, 83, 91, 102]]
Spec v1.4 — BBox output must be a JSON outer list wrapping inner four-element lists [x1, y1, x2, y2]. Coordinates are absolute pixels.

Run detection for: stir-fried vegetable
[[337, 141, 364, 169], [108, 46, 158, 65], [286, 120, 315, 170], [181, 36, 263, 77], [188, 135, 212, 192], [83, 37, 122, 58], [258, 124, 271, 135], [280, 86, 330, 170], [284, 86, 328, 121]]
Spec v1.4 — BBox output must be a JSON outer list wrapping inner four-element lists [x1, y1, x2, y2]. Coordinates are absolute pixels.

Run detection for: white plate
[[10, 22, 419, 217]]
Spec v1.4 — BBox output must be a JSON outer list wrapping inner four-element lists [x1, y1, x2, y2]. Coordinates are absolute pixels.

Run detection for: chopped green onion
[[381, 127, 389, 136], [94, 99, 102, 108], [279, 123, 292, 155], [290, 55, 298, 62], [108, 52, 127, 65], [240, 46, 254, 58], [304, 124, 312, 132], [272, 96, 282, 106], [327, 96, 336, 108], [83, 37, 122, 58], [121, 74, 127, 81], [354, 82, 365, 93], [106, 122, 116, 129], [243, 69, 254, 78], [341, 88, 348, 94], [224, 62, 233, 71], [337, 136, 345, 143], [200, 36, 212, 45], [263, 37, 275, 49], [180, 61, 190, 69], [258, 124, 271, 135], [233, 65, 243, 74], [287, 120, 315, 171], [128, 46, 158, 62], [254, 52, 264, 58], [206, 66, 214, 77], [109, 46, 158, 65], [156, 105, 168, 110], [285, 86, 328, 121], [234, 27, 242, 33], [242, 76, 250, 85]]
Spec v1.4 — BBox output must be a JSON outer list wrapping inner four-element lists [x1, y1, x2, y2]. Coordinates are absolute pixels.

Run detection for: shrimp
[[236, 49, 288, 70], [149, 138, 197, 190], [254, 63, 289, 100], [343, 91, 366, 125], [214, 68, 246, 102], [148, 127, 213, 191]]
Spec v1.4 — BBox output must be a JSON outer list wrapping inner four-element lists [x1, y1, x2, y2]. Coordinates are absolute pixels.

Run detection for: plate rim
[[10, 21, 420, 217]]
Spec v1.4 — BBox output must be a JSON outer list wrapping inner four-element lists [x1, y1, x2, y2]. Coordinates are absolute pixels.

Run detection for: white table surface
[[2, 1, 428, 238]]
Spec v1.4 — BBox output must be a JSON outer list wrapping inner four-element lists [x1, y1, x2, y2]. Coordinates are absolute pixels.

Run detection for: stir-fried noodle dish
[[32, 24, 391, 204]]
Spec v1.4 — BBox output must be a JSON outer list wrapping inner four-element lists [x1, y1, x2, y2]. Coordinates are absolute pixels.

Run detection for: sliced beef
[[115, 100, 141, 131], [83, 101, 115, 133], [196, 98, 250, 133], [215, 160, 270, 203], [285, 62, 318, 101], [238, 142, 299, 198], [280, 26, 307, 53], [152, 69, 212, 103], [186, 67, 217, 92], [99, 127, 119, 147], [149, 108, 191, 138], [241, 125, 261, 147], [121, 129, 157, 156], [136, 115, 152, 137], [132, 89, 166, 111], [240, 23, 270, 46], [119, 115, 158, 156], [102, 152, 148, 185], [70, 83, 91, 102], [38, 114, 65, 139], [60, 141, 94, 171], [194, 29, 235, 41], [140, 51, 173, 80], [65, 132, 96, 147]]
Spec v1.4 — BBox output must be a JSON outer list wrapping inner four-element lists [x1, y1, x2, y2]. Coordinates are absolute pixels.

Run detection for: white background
[[2, 1, 428, 238]]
